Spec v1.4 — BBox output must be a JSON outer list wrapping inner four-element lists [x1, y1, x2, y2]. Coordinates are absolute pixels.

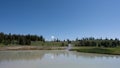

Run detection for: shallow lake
[[0, 50, 120, 68]]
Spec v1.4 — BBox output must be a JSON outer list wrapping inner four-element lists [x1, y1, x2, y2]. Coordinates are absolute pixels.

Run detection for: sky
[[0, 0, 120, 40]]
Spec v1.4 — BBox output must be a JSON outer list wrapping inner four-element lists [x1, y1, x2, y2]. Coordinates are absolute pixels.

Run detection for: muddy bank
[[0, 46, 67, 51]]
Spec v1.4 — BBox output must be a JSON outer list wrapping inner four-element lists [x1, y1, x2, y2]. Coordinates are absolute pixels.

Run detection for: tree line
[[0, 32, 45, 45], [51, 37, 120, 47], [0, 32, 120, 47], [74, 37, 120, 47]]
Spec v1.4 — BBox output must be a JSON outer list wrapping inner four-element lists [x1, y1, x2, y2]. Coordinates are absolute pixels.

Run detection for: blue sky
[[0, 0, 120, 40]]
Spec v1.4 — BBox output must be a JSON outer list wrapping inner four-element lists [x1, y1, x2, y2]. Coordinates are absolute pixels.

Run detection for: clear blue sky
[[0, 0, 120, 40]]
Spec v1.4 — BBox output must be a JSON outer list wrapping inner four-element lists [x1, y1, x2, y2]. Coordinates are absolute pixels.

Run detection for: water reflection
[[0, 50, 120, 68], [0, 50, 120, 62]]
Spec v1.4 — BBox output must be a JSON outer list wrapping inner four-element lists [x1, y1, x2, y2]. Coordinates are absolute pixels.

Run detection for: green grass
[[71, 47, 120, 55], [31, 41, 68, 46]]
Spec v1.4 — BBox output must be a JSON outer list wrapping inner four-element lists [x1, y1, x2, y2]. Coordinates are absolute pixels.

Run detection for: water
[[0, 50, 120, 68]]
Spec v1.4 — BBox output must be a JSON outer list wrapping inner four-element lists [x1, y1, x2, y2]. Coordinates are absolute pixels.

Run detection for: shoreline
[[0, 46, 120, 55], [70, 47, 120, 55], [0, 46, 67, 51]]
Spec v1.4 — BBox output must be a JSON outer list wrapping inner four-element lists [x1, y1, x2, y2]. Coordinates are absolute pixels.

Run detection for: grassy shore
[[71, 47, 120, 55]]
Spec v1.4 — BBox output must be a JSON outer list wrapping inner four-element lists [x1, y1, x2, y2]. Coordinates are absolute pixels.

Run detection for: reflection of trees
[[0, 50, 120, 62], [0, 50, 69, 62], [0, 50, 45, 62]]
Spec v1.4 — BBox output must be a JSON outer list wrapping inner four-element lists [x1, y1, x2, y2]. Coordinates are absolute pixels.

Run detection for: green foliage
[[0, 32, 45, 45], [0, 32, 120, 48], [74, 37, 120, 47]]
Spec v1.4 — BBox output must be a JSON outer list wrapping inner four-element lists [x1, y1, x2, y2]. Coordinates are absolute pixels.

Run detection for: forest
[[0, 32, 45, 45], [0, 32, 120, 47], [74, 37, 120, 47]]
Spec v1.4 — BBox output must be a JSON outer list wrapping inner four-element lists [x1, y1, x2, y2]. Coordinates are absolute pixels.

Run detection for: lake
[[0, 50, 120, 68]]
